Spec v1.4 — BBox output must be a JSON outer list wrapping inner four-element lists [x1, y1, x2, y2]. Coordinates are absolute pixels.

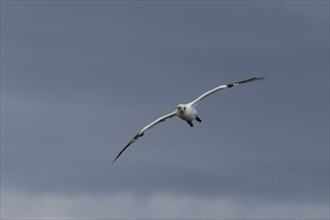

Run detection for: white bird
[[113, 77, 264, 163]]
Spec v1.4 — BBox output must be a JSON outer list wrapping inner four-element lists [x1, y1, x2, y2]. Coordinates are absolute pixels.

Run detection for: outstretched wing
[[189, 77, 265, 107], [113, 111, 177, 163]]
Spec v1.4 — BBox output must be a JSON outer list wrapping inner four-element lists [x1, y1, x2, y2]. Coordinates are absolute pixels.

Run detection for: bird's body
[[113, 77, 265, 163], [176, 103, 197, 122]]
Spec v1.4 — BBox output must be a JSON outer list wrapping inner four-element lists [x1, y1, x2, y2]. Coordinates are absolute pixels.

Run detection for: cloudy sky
[[1, 1, 329, 218]]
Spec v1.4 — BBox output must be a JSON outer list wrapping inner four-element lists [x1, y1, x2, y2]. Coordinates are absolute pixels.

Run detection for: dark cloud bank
[[1, 1, 329, 218]]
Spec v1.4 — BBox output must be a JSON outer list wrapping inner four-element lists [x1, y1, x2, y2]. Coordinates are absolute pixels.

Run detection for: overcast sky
[[1, 1, 329, 218]]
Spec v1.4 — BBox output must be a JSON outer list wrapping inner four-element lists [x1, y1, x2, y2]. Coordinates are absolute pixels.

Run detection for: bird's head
[[177, 104, 186, 114]]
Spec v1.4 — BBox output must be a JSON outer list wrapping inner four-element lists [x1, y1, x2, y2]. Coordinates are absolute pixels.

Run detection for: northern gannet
[[113, 77, 264, 163]]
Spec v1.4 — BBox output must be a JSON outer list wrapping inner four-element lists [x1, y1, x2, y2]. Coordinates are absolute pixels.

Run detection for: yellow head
[[177, 104, 186, 114]]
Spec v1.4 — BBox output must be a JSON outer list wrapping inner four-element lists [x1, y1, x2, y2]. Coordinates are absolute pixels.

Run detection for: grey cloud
[[2, 190, 328, 219], [1, 1, 329, 218]]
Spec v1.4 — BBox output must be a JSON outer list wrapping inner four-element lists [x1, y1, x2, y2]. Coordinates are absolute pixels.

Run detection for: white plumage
[[113, 77, 264, 163]]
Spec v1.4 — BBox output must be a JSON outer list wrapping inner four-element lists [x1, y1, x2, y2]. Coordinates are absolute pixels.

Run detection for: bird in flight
[[113, 76, 265, 163]]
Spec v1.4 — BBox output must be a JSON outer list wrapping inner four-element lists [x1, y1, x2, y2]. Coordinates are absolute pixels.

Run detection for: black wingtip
[[235, 76, 265, 84], [112, 157, 119, 164], [254, 76, 266, 81], [112, 146, 127, 164], [112, 152, 123, 164], [227, 76, 265, 88], [112, 133, 141, 164]]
